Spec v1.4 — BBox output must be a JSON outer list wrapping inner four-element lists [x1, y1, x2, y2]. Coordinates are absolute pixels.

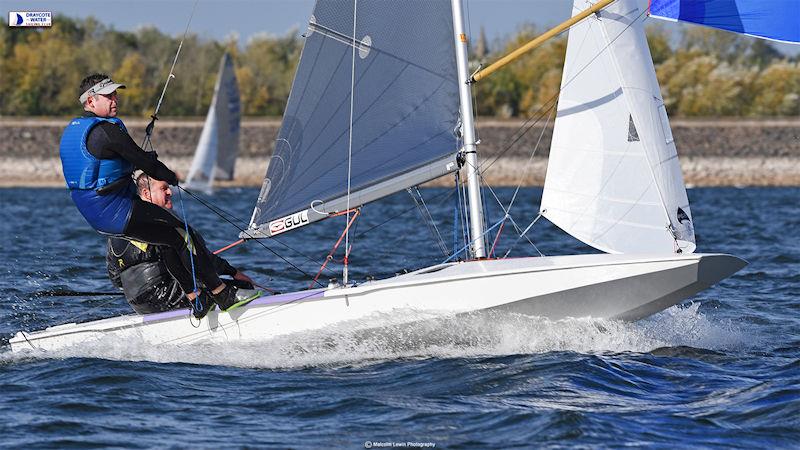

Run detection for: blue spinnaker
[[648, 0, 800, 44]]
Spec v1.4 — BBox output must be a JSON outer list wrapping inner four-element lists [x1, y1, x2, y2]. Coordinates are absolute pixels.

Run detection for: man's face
[[86, 91, 118, 117], [142, 180, 172, 209]]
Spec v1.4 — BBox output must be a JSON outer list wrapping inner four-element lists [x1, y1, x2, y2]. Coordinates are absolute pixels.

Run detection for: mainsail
[[245, 0, 461, 238], [541, 0, 696, 254], [649, 0, 800, 44], [186, 52, 241, 193]]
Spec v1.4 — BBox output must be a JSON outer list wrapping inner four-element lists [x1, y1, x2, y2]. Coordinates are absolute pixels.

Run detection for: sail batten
[[247, 0, 461, 237], [541, 0, 696, 255]]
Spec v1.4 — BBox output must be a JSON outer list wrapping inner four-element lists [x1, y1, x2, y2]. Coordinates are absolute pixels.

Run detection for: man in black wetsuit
[[59, 73, 242, 318], [107, 173, 256, 314]]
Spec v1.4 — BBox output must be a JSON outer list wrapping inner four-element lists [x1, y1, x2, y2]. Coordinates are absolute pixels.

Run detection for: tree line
[[1, 15, 797, 118]]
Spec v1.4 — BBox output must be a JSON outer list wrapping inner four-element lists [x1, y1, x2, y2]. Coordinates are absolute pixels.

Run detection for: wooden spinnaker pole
[[470, 0, 616, 83]]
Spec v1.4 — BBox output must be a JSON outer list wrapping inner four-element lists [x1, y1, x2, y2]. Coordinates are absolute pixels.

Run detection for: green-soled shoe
[[221, 289, 263, 312]]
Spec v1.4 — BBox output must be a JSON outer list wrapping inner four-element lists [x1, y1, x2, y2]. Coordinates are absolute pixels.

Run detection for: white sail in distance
[[186, 52, 241, 193], [541, 0, 695, 254]]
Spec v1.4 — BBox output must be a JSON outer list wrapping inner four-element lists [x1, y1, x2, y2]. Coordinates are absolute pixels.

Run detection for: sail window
[[627, 114, 640, 142], [657, 104, 674, 144]]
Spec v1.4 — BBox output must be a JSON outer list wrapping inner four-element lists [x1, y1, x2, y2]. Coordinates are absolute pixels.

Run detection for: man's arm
[[88, 122, 178, 185]]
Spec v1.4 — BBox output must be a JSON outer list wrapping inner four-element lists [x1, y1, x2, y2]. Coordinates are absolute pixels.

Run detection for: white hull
[[9, 253, 745, 352]]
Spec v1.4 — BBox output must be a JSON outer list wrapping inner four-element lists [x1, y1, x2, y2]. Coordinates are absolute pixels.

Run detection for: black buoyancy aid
[[106, 238, 185, 314]]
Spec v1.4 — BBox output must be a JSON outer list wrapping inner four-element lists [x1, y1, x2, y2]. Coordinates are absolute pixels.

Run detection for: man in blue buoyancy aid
[[60, 73, 243, 319]]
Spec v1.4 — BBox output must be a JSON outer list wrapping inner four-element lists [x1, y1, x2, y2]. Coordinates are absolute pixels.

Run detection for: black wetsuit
[[84, 111, 177, 186], [106, 231, 240, 314], [83, 111, 224, 293]]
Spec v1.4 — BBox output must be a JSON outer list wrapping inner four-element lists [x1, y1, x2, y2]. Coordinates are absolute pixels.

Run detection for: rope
[[442, 215, 507, 264], [453, 173, 461, 258], [214, 239, 244, 255], [353, 188, 455, 239], [489, 220, 505, 258], [407, 188, 448, 257], [58, 296, 127, 325], [505, 107, 554, 213], [343, 0, 359, 285], [175, 186, 202, 313], [459, 169, 470, 250], [479, 6, 647, 177], [480, 179, 543, 256], [140, 0, 199, 151], [309, 209, 360, 289], [178, 186, 328, 287], [503, 213, 544, 258]]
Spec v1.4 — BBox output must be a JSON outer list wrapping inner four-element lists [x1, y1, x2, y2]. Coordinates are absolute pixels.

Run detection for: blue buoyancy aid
[[59, 117, 134, 190], [70, 182, 135, 235]]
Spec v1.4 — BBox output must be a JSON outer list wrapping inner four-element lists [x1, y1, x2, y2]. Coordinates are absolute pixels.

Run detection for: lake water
[[0, 186, 798, 448]]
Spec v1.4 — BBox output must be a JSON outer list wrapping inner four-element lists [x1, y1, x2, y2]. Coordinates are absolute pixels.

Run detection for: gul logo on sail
[[8, 11, 52, 27], [269, 210, 309, 235]]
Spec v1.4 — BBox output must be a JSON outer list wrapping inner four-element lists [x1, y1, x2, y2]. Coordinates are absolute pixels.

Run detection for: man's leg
[[161, 247, 197, 294], [123, 197, 225, 300]]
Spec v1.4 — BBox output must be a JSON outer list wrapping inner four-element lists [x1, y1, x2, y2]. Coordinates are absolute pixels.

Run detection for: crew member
[[60, 73, 239, 318], [107, 173, 256, 314]]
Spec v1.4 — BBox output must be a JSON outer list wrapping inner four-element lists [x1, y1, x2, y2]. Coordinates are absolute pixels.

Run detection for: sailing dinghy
[[10, 0, 757, 353], [183, 52, 241, 194]]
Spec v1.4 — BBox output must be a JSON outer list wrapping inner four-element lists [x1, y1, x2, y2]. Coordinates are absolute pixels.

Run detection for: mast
[[451, 0, 486, 258]]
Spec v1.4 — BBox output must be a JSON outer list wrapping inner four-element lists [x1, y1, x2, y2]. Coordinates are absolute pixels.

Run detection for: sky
[[2, 0, 797, 54], [2, 0, 576, 43]]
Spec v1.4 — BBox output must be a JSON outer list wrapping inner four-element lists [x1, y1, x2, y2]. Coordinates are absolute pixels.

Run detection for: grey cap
[[78, 78, 126, 104]]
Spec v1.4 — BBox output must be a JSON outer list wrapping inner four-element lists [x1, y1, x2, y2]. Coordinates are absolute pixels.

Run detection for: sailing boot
[[190, 292, 216, 319], [210, 284, 238, 311], [212, 284, 262, 312]]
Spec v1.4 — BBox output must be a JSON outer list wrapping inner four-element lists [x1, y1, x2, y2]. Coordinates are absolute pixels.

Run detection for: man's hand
[[233, 271, 255, 286]]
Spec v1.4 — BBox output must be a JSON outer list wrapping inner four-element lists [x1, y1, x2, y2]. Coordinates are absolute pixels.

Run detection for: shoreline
[[2, 156, 798, 187], [1, 118, 798, 187]]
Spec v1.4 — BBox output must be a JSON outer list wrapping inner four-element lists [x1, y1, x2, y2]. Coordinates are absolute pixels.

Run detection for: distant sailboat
[[184, 52, 241, 194], [17, 0, 793, 352]]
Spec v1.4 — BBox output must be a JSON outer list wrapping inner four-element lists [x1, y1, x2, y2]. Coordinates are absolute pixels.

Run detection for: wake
[[2, 301, 752, 369]]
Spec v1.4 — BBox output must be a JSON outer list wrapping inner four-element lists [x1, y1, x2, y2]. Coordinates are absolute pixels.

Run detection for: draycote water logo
[[8, 11, 52, 27]]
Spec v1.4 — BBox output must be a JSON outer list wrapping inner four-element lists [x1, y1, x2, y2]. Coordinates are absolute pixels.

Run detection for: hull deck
[[9, 253, 746, 352]]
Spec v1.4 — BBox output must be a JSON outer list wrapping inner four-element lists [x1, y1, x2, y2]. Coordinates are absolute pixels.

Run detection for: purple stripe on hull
[[142, 289, 326, 323], [247, 289, 325, 306]]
